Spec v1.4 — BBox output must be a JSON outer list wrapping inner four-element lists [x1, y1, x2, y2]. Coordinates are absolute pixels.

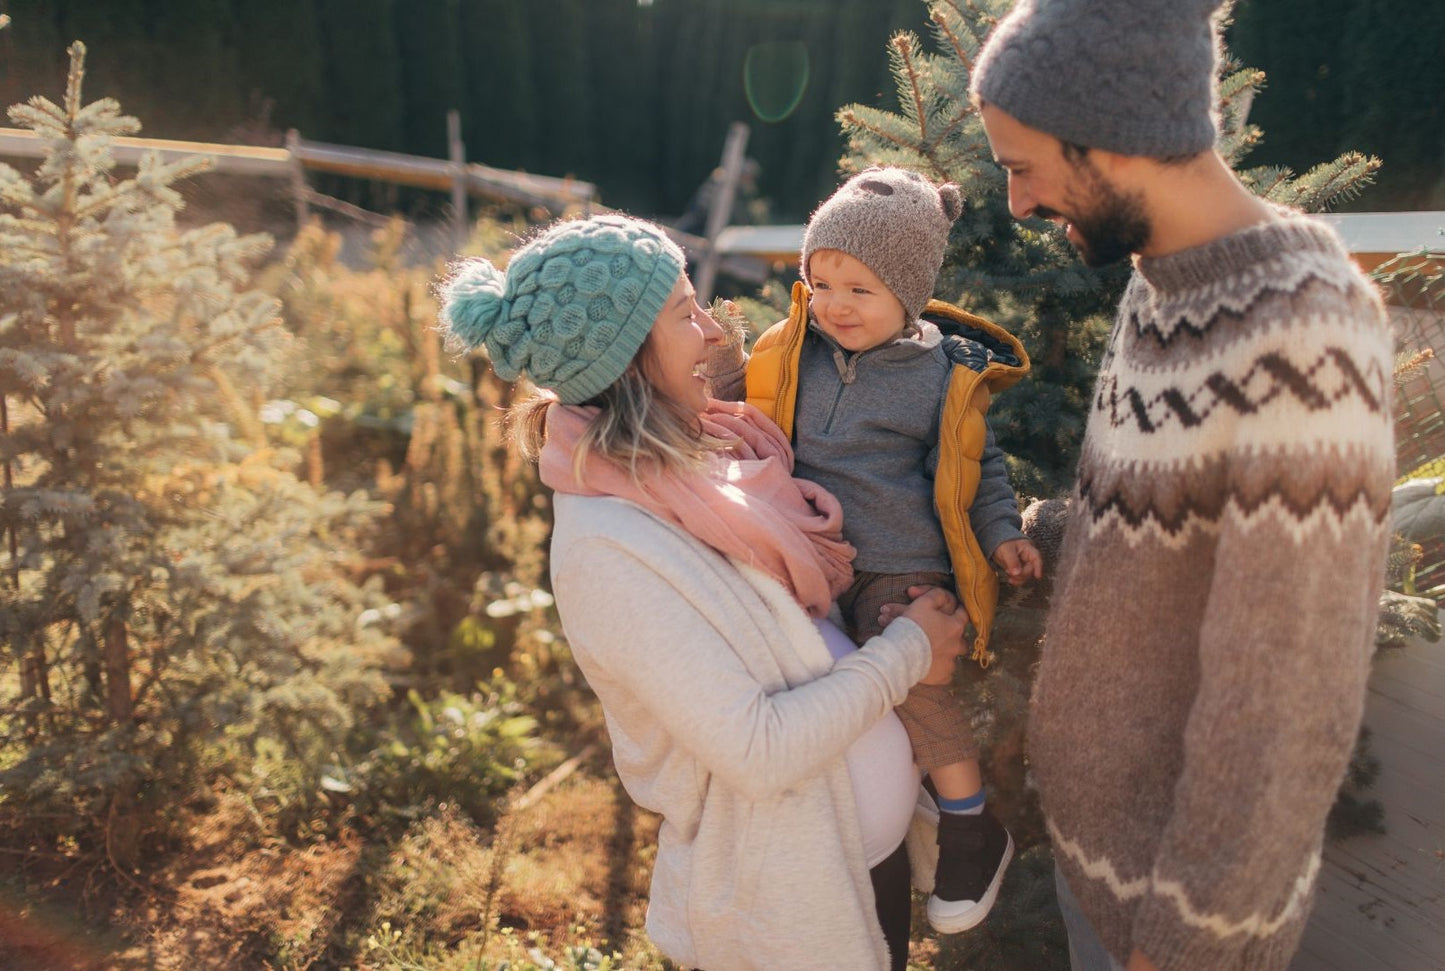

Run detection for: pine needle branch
[[838, 106, 928, 154], [930, 103, 978, 151], [893, 33, 930, 146], [931, 5, 976, 75], [63, 43, 86, 122], [1243, 164, 1296, 200]]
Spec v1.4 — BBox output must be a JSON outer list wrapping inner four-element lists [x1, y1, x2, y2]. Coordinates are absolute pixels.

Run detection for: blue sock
[[936, 789, 985, 816]]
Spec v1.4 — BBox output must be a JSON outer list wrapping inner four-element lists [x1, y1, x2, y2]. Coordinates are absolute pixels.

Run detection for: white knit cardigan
[[550, 493, 932, 970]]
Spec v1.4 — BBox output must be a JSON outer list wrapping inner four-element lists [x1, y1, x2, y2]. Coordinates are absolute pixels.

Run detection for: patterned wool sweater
[[1030, 213, 1394, 971]]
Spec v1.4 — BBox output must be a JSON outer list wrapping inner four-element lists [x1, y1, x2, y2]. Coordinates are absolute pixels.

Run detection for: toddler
[[709, 166, 1042, 933]]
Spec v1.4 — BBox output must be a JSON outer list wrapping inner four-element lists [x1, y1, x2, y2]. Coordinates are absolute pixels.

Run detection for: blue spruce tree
[[0, 43, 400, 867]]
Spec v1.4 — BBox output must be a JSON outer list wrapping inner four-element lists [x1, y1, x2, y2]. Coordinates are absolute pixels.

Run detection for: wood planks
[[1291, 638, 1445, 971]]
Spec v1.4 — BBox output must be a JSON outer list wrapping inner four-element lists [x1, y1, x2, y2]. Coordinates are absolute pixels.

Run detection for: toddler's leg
[[837, 570, 937, 644], [894, 672, 1013, 936], [839, 571, 1013, 932], [928, 758, 983, 803]]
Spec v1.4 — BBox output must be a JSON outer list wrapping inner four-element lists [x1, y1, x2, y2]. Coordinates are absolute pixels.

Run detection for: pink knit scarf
[[538, 399, 855, 618]]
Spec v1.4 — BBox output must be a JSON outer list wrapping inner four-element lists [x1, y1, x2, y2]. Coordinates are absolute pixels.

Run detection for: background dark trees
[[1, 0, 1433, 222], [1229, 0, 1445, 211]]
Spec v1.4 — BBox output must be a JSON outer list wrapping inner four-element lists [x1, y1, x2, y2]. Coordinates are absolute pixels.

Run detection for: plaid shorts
[[837, 569, 978, 771]]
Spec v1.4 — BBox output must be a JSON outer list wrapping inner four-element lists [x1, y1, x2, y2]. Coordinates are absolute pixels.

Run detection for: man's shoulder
[[1258, 214, 1373, 294], [1242, 227, 1384, 324], [1129, 214, 1386, 340]]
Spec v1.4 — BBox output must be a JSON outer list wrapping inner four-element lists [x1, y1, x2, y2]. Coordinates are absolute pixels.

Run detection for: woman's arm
[[553, 534, 932, 801]]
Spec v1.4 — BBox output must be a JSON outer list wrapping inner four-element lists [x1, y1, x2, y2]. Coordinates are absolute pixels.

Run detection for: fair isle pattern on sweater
[[1030, 214, 1394, 971]]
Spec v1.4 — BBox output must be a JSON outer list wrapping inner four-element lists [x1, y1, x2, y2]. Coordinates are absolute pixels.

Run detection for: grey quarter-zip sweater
[[793, 318, 1026, 574]]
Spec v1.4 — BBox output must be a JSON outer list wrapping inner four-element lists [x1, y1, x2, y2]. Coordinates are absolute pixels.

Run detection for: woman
[[440, 214, 965, 970]]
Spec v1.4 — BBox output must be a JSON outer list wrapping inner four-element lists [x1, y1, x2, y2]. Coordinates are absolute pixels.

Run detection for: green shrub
[[351, 677, 557, 828]]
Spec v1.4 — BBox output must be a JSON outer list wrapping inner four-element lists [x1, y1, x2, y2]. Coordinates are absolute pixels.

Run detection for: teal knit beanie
[[440, 214, 685, 404]]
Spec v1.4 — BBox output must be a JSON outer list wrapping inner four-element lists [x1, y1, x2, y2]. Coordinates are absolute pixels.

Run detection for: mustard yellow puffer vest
[[745, 282, 1030, 665]]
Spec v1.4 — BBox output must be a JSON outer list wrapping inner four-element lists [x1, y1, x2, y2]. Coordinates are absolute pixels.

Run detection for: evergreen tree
[[836, 0, 1378, 499], [229, 0, 329, 137], [0, 43, 398, 865], [393, 0, 465, 160], [459, 0, 537, 173]]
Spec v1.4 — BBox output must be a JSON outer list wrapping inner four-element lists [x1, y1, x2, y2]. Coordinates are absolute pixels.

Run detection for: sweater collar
[[1134, 212, 1347, 297]]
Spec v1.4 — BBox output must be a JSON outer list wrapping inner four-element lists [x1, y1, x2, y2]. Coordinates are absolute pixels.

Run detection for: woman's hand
[[898, 585, 966, 685]]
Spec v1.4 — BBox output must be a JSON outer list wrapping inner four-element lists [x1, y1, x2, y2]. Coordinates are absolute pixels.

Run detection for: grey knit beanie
[[439, 214, 684, 404], [802, 167, 963, 322], [971, 0, 1226, 158]]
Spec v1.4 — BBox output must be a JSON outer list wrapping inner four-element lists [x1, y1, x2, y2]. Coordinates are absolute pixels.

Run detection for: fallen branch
[[511, 743, 600, 814]]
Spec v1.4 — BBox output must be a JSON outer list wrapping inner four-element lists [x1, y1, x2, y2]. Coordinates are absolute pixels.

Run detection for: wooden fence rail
[[0, 122, 779, 295], [0, 125, 597, 221]]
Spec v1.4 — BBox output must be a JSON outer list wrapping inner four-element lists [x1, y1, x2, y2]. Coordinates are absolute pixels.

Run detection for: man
[[969, 2, 1396, 970]]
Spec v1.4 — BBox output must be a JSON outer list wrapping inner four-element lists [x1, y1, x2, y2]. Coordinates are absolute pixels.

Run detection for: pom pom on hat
[[439, 257, 509, 367], [438, 214, 685, 404]]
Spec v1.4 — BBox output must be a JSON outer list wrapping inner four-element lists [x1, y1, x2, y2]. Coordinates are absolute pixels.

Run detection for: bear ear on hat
[[938, 183, 964, 223], [440, 257, 507, 351]]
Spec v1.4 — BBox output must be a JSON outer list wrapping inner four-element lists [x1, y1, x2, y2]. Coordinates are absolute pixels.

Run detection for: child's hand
[[702, 298, 750, 400], [992, 538, 1043, 586], [878, 586, 941, 630]]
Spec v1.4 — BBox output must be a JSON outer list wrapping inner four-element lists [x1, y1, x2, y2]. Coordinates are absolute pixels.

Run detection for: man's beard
[[1040, 165, 1151, 267]]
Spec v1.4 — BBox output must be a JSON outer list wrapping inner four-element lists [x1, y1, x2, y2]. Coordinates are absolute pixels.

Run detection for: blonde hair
[[513, 342, 732, 484]]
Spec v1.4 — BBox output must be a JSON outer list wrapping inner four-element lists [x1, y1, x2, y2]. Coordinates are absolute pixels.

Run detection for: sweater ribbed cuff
[[704, 342, 748, 403], [1132, 893, 1308, 971]]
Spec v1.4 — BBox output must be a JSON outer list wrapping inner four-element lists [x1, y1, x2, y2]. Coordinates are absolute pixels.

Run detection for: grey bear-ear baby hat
[[802, 166, 963, 323]]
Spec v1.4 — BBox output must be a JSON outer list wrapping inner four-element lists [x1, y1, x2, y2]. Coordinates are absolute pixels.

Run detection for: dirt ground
[[0, 760, 664, 971]]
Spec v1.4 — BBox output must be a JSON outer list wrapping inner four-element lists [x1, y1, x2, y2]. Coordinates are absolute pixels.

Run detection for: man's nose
[[1007, 177, 1035, 221]]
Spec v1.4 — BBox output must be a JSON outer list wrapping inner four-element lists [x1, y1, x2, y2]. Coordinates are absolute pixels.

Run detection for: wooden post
[[286, 128, 308, 233], [104, 615, 134, 725], [694, 121, 750, 304], [448, 109, 468, 252]]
